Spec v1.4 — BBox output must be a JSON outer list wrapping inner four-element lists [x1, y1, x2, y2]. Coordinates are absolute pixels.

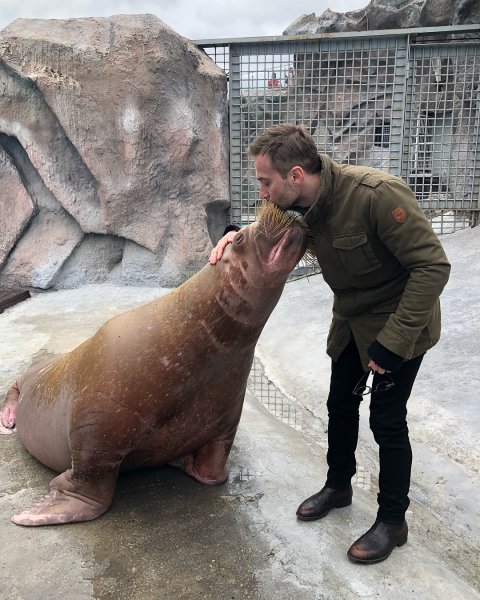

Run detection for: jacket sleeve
[[369, 177, 451, 359], [368, 339, 404, 372], [223, 224, 241, 235]]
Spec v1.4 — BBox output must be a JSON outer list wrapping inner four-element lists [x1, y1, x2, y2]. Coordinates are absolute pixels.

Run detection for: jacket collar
[[304, 154, 335, 230]]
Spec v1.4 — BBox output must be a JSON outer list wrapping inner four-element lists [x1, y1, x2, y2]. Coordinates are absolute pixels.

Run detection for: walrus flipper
[[11, 466, 118, 526], [0, 381, 20, 434], [170, 426, 238, 485], [2, 358, 57, 435]]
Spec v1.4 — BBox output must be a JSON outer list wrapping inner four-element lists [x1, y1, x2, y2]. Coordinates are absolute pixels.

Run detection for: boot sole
[[296, 498, 352, 521], [347, 535, 408, 564]]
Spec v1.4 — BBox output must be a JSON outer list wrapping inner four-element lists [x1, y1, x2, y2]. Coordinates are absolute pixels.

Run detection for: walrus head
[[210, 203, 309, 326], [219, 202, 308, 287]]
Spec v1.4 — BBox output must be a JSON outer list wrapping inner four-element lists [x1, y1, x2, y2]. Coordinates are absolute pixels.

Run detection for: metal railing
[[197, 24, 480, 235]]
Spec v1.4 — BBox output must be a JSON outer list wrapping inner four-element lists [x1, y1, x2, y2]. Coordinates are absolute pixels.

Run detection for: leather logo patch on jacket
[[392, 206, 407, 223]]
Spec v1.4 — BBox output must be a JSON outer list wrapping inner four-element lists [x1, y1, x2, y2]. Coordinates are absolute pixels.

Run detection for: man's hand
[[368, 359, 389, 375], [209, 230, 238, 265]]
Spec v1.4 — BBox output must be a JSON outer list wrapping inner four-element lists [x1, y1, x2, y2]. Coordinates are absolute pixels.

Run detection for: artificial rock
[[0, 14, 229, 289]]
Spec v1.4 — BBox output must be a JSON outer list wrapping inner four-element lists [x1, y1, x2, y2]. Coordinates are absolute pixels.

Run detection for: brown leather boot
[[347, 519, 408, 564], [296, 485, 353, 521]]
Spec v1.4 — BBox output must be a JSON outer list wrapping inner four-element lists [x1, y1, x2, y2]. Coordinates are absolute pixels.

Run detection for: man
[[210, 124, 451, 564]]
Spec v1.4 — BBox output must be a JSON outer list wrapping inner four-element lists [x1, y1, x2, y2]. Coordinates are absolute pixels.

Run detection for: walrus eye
[[233, 232, 244, 244]]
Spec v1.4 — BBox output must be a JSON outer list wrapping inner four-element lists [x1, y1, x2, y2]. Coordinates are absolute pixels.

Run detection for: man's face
[[254, 154, 298, 211]]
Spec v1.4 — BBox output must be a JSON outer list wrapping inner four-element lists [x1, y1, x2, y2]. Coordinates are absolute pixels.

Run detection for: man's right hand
[[209, 230, 238, 265]]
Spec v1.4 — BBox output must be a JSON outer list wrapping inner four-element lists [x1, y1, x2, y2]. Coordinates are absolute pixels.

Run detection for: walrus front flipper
[[11, 467, 118, 526], [0, 381, 20, 434], [169, 427, 238, 485]]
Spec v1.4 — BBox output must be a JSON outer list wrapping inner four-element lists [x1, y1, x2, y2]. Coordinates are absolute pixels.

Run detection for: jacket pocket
[[332, 233, 380, 275]]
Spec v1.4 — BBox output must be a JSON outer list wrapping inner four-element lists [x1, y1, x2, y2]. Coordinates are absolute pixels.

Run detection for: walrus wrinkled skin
[[0, 204, 307, 526]]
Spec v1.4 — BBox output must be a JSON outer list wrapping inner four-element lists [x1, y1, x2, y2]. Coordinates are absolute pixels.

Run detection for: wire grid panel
[[403, 40, 480, 232], [247, 359, 302, 432], [228, 36, 408, 226], [201, 44, 230, 76], [198, 27, 480, 234]]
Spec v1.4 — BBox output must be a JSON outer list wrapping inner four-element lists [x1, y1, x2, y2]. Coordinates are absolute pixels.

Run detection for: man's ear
[[290, 165, 305, 184]]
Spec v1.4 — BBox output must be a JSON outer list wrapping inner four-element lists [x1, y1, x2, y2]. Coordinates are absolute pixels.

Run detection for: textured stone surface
[[284, 0, 480, 35], [0, 147, 35, 269], [0, 209, 84, 289], [0, 14, 229, 289]]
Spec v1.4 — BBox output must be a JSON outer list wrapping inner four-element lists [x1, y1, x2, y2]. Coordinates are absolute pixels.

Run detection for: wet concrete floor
[[1, 225, 479, 599]]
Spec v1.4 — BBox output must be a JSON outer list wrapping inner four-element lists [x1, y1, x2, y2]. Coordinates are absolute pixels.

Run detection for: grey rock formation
[[0, 14, 229, 289], [284, 0, 480, 34]]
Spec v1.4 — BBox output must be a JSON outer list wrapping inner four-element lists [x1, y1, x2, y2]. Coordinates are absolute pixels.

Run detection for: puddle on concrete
[[232, 467, 264, 483], [71, 468, 275, 600]]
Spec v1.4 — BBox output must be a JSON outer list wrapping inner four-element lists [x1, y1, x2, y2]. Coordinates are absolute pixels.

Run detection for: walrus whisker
[[256, 202, 298, 238], [255, 202, 318, 267]]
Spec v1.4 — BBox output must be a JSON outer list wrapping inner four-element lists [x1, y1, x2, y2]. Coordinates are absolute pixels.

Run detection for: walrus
[[0, 203, 307, 526]]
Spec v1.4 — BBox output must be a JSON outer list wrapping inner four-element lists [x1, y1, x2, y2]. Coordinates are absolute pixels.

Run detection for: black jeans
[[325, 339, 424, 524]]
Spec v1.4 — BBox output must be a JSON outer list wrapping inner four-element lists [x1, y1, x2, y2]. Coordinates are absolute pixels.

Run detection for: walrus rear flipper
[[0, 382, 20, 434], [1, 357, 58, 435], [11, 466, 118, 526]]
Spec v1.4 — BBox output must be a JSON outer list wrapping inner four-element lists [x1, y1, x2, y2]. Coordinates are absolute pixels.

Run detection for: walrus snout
[[267, 222, 307, 270]]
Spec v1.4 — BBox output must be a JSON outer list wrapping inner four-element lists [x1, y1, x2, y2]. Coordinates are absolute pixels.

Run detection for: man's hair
[[248, 124, 321, 177]]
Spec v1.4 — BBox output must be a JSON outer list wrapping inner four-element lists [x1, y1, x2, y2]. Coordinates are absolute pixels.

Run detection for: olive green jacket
[[304, 155, 451, 369]]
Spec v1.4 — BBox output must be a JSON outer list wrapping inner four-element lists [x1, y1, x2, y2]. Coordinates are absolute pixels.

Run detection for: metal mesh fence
[[198, 25, 480, 235], [247, 358, 302, 431], [403, 37, 480, 233]]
